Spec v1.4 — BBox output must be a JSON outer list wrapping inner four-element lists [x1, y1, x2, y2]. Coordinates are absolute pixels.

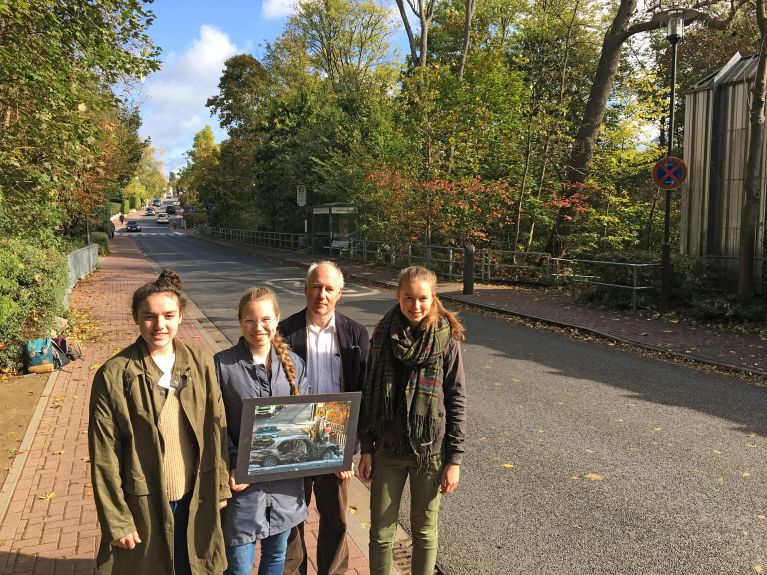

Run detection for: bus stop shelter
[[309, 203, 357, 256]]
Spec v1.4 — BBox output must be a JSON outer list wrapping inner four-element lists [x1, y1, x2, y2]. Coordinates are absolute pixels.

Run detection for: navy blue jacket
[[278, 309, 369, 394], [214, 338, 309, 545]]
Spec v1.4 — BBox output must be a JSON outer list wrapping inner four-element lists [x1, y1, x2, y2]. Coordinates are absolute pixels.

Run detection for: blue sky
[[138, 0, 296, 175]]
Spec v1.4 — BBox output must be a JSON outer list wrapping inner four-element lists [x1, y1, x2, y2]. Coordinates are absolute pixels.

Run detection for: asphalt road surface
[[131, 229, 767, 575]]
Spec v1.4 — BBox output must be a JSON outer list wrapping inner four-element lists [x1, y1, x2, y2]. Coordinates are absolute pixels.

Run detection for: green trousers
[[369, 451, 442, 575]]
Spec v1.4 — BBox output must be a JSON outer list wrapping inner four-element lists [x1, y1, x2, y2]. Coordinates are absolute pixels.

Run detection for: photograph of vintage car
[[235, 392, 361, 483]]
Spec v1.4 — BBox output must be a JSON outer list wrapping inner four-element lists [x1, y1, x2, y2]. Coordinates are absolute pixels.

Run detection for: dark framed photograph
[[235, 392, 361, 484]]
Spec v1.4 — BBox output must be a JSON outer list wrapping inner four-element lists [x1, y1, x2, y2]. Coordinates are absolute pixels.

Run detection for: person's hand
[[358, 454, 373, 484], [335, 465, 354, 481], [229, 470, 250, 493], [217, 499, 228, 510], [111, 531, 141, 550], [440, 463, 460, 494]]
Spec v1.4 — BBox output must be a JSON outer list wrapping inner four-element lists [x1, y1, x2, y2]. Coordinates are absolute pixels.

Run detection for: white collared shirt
[[306, 314, 341, 395]]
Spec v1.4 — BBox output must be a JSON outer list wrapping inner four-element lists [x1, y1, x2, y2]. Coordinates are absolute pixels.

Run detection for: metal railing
[[196, 225, 659, 307], [550, 258, 659, 309], [65, 244, 99, 305], [197, 225, 306, 252]]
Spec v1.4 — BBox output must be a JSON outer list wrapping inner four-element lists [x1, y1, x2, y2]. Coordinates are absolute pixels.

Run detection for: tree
[[544, 1, 741, 256], [178, 126, 220, 209], [290, 0, 395, 89], [0, 0, 159, 242], [737, 1, 767, 296]]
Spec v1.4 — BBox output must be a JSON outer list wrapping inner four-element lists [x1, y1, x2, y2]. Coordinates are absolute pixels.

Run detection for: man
[[280, 261, 369, 575]]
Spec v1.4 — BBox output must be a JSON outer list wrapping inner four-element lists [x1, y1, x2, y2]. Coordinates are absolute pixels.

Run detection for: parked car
[[252, 425, 280, 448], [156, 212, 170, 224], [145, 207, 155, 216], [165, 205, 176, 215], [125, 220, 141, 232], [250, 435, 342, 468]]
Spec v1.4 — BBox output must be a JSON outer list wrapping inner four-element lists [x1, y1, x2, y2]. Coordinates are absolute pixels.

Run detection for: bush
[[0, 239, 69, 374], [110, 202, 122, 216], [89, 232, 110, 256], [184, 212, 207, 228], [121, 199, 130, 214], [575, 251, 725, 311]]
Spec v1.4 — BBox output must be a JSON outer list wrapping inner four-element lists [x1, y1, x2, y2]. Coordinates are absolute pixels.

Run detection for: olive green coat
[[88, 338, 231, 575]]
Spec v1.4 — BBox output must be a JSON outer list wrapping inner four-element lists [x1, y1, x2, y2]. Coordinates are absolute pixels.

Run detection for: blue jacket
[[214, 338, 309, 545]]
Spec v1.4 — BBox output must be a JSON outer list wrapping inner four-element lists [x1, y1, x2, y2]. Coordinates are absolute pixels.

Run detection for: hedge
[[0, 239, 69, 374]]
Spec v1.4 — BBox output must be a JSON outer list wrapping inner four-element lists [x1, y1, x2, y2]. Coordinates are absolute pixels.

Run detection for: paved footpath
[[0, 237, 370, 575]]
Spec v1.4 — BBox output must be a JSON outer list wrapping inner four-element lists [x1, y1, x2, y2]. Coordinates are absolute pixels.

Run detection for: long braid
[[272, 332, 299, 396]]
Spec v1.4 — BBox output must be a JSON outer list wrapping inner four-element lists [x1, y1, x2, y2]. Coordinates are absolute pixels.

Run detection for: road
[[125, 220, 767, 574]]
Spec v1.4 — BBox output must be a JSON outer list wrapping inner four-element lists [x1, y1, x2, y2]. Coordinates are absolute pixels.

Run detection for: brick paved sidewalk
[[0, 236, 370, 575], [186, 231, 767, 378]]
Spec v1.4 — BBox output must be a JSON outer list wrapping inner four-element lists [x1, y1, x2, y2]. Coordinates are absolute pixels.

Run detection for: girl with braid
[[214, 287, 309, 575], [358, 266, 467, 575]]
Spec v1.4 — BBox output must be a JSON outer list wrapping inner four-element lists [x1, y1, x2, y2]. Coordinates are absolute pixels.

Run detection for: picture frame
[[235, 392, 362, 484]]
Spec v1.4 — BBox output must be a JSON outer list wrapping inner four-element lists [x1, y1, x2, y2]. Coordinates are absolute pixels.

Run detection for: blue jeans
[[169, 493, 192, 575], [225, 529, 292, 575]]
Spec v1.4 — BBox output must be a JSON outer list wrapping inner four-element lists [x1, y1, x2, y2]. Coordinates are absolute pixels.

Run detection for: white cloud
[[139, 25, 238, 173], [262, 0, 296, 19]]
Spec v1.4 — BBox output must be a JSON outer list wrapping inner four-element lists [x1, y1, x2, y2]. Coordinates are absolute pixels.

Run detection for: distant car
[[152, 198, 162, 207], [156, 213, 170, 224], [145, 207, 155, 216], [173, 200, 181, 206], [165, 205, 176, 215], [249, 435, 342, 468], [125, 220, 141, 232], [255, 404, 278, 416]]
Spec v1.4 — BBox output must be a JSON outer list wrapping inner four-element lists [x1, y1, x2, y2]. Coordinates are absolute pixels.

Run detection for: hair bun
[[157, 268, 183, 290]]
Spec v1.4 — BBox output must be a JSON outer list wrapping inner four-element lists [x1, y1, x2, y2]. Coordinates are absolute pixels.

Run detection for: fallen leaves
[[38, 492, 56, 501], [500, 463, 514, 469], [584, 473, 604, 481]]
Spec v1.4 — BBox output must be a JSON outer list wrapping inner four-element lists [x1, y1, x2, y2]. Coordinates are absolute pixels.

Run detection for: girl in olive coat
[[88, 270, 231, 575]]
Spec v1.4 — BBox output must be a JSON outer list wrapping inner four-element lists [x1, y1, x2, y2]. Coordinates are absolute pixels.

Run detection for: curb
[[0, 369, 59, 525]]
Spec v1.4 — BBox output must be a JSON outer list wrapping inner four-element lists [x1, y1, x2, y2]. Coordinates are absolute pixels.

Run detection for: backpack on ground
[[25, 338, 57, 373]]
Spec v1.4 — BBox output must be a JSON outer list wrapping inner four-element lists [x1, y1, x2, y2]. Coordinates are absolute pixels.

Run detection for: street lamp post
[[659, 8, 685, 314]]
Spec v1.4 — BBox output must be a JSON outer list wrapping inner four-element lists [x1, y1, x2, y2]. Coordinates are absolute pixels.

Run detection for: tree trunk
[[395, 0, 418, 65], [737, 3, 767, 297], [456, 0, 476, 82], [544, 0, 636, 256]]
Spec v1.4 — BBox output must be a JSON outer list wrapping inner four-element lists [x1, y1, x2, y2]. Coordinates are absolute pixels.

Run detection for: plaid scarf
[[362, 304, 450, 467]]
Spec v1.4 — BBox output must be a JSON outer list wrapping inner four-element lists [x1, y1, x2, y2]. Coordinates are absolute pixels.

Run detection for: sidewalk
[[188, 231, 767, 379], [0, 237, 372, 575]]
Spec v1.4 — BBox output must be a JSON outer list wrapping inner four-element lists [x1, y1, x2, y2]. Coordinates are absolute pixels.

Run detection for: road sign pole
[[660, 34, 680, 314]]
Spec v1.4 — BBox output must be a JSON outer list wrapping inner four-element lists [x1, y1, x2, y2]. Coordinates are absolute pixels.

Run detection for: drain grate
[[391, 539, 444, 574]]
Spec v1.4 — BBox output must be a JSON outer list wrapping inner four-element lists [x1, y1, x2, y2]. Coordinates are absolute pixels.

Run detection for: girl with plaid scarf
[[359, 266, 467, 575]]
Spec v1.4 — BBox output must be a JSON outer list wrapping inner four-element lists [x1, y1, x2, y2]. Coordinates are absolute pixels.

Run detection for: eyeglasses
[[241, 318, 276, 327]]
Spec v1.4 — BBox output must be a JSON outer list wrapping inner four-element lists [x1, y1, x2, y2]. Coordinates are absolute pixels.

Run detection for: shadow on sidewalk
[[1, 551, 96, 574]]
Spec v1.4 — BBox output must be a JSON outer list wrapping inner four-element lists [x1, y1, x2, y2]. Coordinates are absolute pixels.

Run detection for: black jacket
[[278, 308, 369, 394]]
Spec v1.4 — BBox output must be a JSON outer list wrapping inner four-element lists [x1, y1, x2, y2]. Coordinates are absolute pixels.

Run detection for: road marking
[[264, 278, 379, 298]]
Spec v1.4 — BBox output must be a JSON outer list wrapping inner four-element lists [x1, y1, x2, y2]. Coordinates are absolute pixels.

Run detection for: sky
[[138, 0, 298, 176]]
